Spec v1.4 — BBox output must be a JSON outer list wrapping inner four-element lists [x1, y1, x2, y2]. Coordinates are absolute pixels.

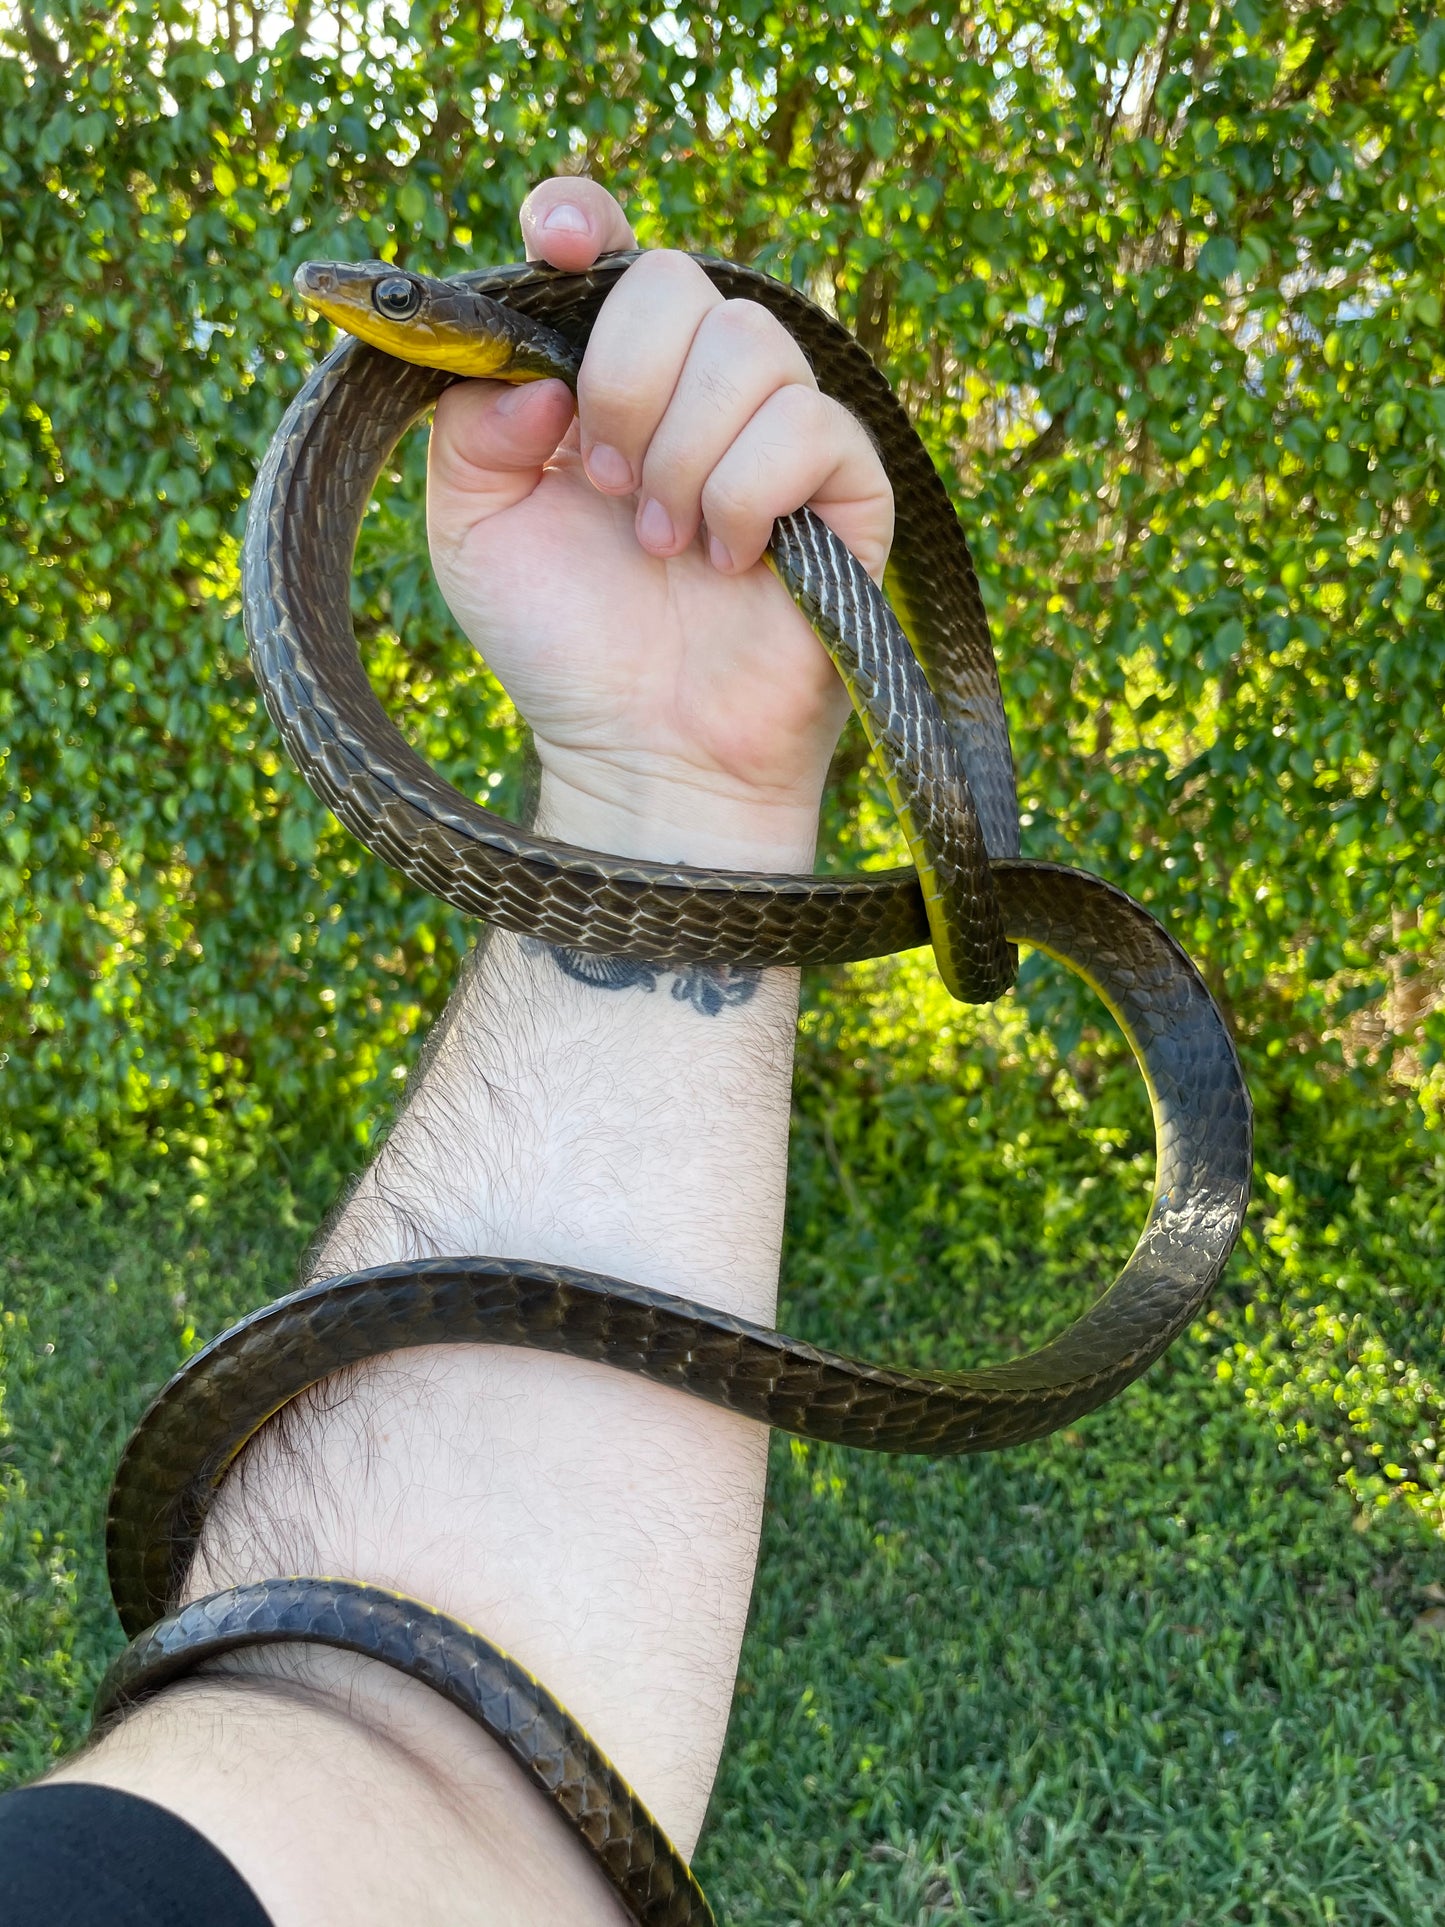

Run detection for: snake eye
[[373, 275, 420, 320]]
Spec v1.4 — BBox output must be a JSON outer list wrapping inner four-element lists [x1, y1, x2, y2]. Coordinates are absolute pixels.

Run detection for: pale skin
[[45, 176, 893, 1923]]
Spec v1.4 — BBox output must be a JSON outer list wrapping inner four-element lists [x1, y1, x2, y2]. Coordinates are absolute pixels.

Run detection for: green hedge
[[5, 0, 1441, 1172]]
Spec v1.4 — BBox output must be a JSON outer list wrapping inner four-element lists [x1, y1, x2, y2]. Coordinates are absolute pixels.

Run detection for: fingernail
[[708, 534, 732, 573], [637, 498, 675, 551], [541, 201, 589, 234], [586, 442, 634, 491], [494, 383, 534, 416]]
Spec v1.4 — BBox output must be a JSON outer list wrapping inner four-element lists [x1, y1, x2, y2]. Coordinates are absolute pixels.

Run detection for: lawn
[[3, 959, 1443, 1925]]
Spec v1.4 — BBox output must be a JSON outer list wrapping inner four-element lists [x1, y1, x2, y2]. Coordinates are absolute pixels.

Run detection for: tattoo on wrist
[[520, 938, 761, 1017]]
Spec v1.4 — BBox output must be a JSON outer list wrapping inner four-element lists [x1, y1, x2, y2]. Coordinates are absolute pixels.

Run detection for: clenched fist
[[426, 175, 894, 869]]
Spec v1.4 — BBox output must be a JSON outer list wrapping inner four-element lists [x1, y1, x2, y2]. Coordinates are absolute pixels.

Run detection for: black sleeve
[[0, 1783, 274, 1927]]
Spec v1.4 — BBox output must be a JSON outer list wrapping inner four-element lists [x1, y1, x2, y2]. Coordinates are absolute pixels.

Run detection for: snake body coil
[[97, 254, 1252, 1924]]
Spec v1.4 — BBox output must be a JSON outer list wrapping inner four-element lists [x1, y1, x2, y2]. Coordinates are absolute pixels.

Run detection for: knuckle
[[577, 363, 644, 424], [699, 465, 760, 530], [640, 439, 702, 511], [625, 247, 714, 296], [706, 297, 789, 356], [768, 381, 830, 441]]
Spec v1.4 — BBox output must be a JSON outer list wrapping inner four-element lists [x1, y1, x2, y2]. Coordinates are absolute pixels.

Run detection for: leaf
[[1418, 20, 1444, 81], [1197, 235, 1238, 283], [866, 113, 896, 161]]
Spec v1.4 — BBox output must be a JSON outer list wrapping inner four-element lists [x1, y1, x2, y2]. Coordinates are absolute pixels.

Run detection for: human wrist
[[533, 762, 823, 873]]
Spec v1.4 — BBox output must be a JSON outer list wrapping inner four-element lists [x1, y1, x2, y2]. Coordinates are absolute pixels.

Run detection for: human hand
[[426, 175, 894, 870]]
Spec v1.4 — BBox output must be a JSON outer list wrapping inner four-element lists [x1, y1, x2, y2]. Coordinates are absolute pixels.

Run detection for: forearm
[[200, 783, 808, 1826], [311, 774, 812, 1316], [59, 782, 813, 1924]]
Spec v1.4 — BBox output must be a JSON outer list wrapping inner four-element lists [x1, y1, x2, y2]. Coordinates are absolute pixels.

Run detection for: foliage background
[[2, 0, 1443, 1915]]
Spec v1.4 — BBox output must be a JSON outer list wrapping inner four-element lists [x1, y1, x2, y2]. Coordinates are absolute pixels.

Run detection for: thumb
[[427, 376, 576, 548]]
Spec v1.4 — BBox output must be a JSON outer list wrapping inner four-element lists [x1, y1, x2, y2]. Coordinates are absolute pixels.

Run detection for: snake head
[[294, 259, 580, 387]]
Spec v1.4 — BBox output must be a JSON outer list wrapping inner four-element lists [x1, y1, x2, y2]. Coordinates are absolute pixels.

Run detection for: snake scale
[[94, 252, 1252, 1923]]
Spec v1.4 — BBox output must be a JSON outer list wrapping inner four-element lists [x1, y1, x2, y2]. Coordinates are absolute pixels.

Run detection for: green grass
[[3, 969, 1444, 1923]]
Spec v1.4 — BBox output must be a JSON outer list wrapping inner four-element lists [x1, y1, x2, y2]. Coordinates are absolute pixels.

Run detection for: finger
[[427, 378, 577, 546], [519, 176, 636, 271], [574, 250, 723, 505], [635, 298, 817, 559], [698, 388, 895, 583]]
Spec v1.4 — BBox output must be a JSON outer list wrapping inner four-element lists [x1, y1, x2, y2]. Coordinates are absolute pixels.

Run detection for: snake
[[93, 251, 1253, 1925]]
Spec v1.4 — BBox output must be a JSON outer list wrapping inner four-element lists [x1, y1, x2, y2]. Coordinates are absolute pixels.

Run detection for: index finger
[[519, 177, 637, 271]]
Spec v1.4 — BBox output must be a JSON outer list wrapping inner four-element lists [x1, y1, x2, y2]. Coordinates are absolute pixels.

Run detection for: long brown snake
[[93, 253, 1252, 1925]]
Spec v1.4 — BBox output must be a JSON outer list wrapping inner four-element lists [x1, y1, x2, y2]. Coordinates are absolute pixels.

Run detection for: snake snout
[[294, 261, 337, 299]]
